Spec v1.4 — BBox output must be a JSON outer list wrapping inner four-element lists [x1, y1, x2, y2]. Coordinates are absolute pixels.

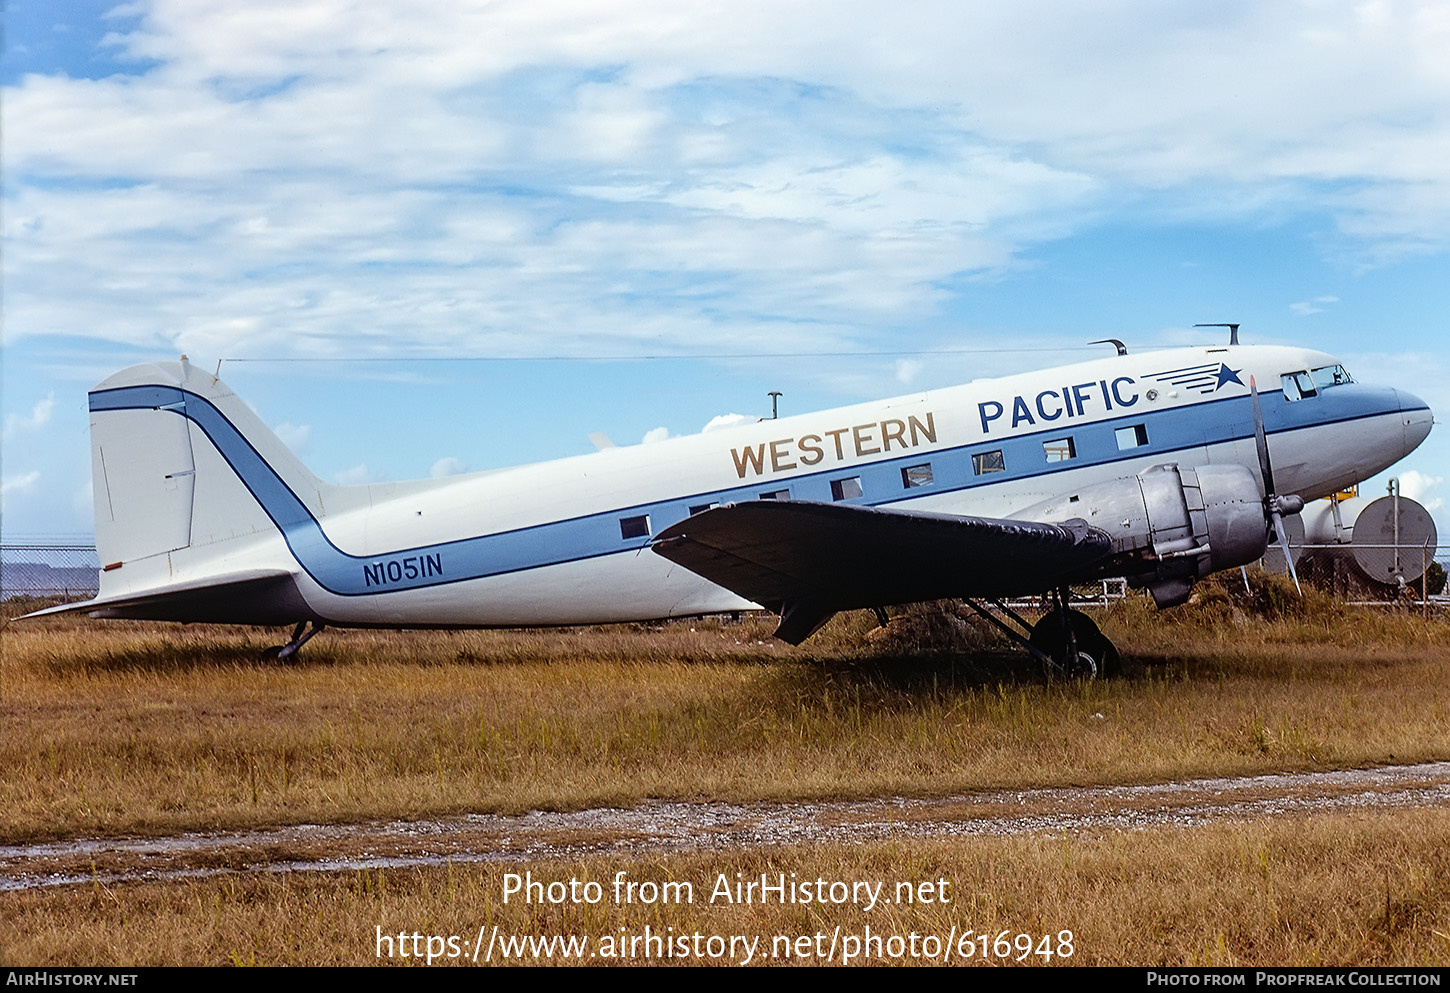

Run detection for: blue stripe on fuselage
[[91, 381, 1407, 598]]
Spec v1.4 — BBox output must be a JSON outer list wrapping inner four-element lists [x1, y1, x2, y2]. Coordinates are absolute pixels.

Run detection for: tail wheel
[[1029, 609, 1120, 678], [263, 620, 326, 663]]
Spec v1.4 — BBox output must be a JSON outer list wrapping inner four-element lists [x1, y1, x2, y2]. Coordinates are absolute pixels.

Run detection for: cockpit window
[[1310, 364, 1353, 390], [1283, 365, 1353, 400], [1281, 371, 1317, 401]]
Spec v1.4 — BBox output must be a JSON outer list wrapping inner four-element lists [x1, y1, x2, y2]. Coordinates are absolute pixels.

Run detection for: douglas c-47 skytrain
[[26, 335, 1433, 675]]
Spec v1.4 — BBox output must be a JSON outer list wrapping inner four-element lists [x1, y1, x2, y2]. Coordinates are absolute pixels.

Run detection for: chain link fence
[[0, 544, 101, 600]]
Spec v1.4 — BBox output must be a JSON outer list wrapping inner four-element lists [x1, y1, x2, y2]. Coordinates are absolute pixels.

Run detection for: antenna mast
[[1194, 323, 1241, 345]]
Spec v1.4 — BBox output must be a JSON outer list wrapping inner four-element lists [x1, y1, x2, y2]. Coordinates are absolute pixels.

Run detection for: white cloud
[[73, 480, 94, 517], [1396, 470, 1444, 512], [3, 393, 55, 440], [4, 0, 1450, 366], [894, 358, 923, 385], [701, 413, 752, 433], [429, 456, 468, 477], [1, 470, 42, 498], [333, 462, 384, 485], [273, 421, 312, 453], [1289, 296, 1340, 316], [641, 427, 671, 444]]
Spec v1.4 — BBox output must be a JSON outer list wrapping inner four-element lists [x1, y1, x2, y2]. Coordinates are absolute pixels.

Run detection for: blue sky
[[3, 0, 1446, 542]]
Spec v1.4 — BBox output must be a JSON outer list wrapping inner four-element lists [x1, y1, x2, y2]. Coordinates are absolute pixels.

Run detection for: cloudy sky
[[3, 0, 1446, 542]]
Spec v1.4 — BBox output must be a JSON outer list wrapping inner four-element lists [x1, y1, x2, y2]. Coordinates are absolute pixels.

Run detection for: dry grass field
[[3, 575, 1449, 965], [7, 810, 1450, 966]]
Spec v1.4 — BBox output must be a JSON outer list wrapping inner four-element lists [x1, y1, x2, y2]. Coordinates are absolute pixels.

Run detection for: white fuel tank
[[1298, 494, 1438, 585]]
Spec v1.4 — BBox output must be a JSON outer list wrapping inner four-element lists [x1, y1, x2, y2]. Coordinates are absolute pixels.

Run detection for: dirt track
[[5, 761, 1448, 892]]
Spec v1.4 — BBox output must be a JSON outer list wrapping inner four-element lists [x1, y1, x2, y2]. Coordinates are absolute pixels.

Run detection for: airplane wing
[[651, 501, 1112, 643], [20, 569, 311, 625]]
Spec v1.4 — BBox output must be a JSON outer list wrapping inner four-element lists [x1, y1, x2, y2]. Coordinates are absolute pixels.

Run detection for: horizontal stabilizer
[[20, 569, 312, 625]]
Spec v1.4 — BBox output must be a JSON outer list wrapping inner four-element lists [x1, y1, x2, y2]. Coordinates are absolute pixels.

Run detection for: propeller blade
[[1248, 375, 1275, 496], [1250, 374, 1302, 594], [1270, 507, 1302, 595]]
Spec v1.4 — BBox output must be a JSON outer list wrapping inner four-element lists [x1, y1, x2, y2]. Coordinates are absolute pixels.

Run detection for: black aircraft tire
[[1029, 609, 1120, 679]]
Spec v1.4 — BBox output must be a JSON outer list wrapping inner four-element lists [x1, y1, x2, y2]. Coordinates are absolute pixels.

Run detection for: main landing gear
[[961, 586, 1120, 679], [1028, 605, 1119, 679], [265, 620, 326, 662]]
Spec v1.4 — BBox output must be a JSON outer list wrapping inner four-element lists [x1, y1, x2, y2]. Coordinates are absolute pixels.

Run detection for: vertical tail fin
[[89, 358, 329, 580]]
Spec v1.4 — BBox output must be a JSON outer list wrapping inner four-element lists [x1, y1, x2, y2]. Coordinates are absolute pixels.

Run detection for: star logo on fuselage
[[1215, 363, 1244, 390]]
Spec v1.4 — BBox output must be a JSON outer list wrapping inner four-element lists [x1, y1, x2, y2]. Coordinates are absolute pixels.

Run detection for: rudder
[[88, 358, 330, 590]]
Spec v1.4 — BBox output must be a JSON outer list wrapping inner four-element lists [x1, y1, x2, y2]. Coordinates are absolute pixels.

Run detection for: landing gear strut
[[266, 620, 326, 662], [961, 587, 1120, 678]]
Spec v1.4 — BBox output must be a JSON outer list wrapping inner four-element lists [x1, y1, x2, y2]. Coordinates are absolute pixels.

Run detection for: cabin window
[[901, 463, 934, 488], [972, 450, 1005, 475], [1115, 424, 1149, 450], [830, 476, 863, 501], [689, 502, 719, 515], [1043, 437, 1076, 462], [759, 489, 790, 500], [619, 514, 651, 540], [1281, 371, 1317, 401]]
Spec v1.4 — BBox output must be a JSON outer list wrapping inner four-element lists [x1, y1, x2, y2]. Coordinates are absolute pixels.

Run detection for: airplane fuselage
[[73, 344, 1433, 630]]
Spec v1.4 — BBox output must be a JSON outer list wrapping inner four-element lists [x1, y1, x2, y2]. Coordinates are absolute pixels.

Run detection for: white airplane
[[28, 336, 1433, 675]]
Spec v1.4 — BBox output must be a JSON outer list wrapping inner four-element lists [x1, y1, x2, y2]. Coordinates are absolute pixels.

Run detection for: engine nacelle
[[1012, 463, 1271, 607]]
